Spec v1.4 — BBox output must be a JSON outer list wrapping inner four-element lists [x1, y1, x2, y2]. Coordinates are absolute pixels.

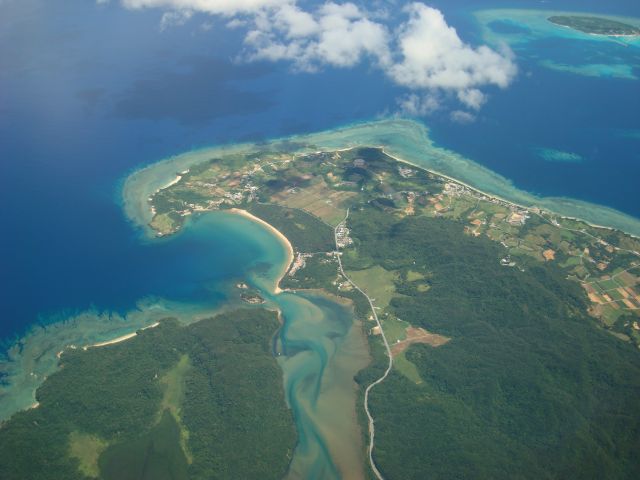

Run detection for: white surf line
[[334, 208, 392, 480]]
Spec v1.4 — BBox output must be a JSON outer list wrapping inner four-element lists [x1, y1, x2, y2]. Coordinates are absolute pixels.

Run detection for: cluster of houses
[[288, 252, 312, 277], [398, 166, 414, 178], [335, 222, 353, 248], [442, 181, 531, 227]]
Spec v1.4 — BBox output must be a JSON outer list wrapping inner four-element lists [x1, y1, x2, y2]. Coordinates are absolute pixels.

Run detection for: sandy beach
[[159, 175, 183, 191], [229, 208, 294, 294], [84, 322, 160, 349]]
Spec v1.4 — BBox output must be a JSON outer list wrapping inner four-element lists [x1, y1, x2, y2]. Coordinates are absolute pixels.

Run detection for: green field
[[392, 353, 423, 384], [346, 266, 399, 309], [69, 432, 108, 478]]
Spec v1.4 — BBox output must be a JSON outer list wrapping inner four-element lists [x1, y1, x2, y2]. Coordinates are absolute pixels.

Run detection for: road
[[334, 209, 393, 480]]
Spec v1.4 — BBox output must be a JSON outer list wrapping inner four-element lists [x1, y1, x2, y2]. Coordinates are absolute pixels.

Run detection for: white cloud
[[107, 1, 518, 112], [226, 18, 247, 29], [450, 110, 476, 124], [243, 2, 390, 71], [274, 4, 318, 38], [121, 0, 290, 16], [388, 4, 516, 92], [397, 93, 441, 116], [160, 9, 193, 30], [457, 88, 486, 110]]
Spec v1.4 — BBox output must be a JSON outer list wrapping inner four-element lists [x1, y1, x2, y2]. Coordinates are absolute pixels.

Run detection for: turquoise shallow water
[[0, 211, 285, 419], [0, 208, 370, 479], [270, 292, 369, 480], [5, 116, 640, 477], [247, 235, 370, 479], [124, 119, 640, 237], [3, 2, 640, 477]]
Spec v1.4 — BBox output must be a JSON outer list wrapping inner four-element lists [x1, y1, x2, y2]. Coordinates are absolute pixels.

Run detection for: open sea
[[1, 0, 639, 340], [1, 0, 639, 476]]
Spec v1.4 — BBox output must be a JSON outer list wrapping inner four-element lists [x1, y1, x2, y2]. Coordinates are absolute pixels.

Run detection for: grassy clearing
[[271, 179, 356, 226], [346, 265, 398, 309], [160, 354, 192, 463], [160, 354, 190, 419], [597, 278, 621, 291], [393, 352, 423, 384], [68, 432, 108, 479], [560, 256, 582, 268], [381, 315, 409, 344], [406, 270, 425, 282], [600, 304, 625, 326], [607, 289, 624, 301], [150, 213, 177, 234], [618, 270, 639, 287], [449, 198, 477, 218]]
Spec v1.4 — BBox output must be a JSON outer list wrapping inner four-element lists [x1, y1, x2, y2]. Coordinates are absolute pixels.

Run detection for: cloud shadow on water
[[114, 56, 276, 125]]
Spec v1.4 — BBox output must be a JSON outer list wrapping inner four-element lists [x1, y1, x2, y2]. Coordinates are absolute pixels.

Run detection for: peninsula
[[145, 140, 640, 477], [2, 127, 640, 479], [149, 144, 640, 344]]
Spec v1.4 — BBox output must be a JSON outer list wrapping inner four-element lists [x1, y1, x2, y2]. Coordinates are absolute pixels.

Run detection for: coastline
[[83, 322, 160, 349], [0, 299, 224, 422], [379, 148, 640, 240], [228, 208, 294, 294], [123, 119, 640, 238]]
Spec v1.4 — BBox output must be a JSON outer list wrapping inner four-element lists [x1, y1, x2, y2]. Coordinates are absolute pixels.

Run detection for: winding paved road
[[334, 209, 393, 480]]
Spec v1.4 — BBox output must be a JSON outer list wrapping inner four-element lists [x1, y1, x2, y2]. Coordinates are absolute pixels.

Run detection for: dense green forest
[[346, 206, 640, 479], [0, 310, 295, 480], [247, 203, 335, 253]]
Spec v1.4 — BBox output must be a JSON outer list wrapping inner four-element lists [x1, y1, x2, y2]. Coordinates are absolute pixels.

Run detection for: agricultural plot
[[148, 144, 640, 347], [270, 178, 356, 226]]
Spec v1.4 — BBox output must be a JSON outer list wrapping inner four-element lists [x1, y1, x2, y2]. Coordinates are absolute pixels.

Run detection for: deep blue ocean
[[1, 0, 639, 341]]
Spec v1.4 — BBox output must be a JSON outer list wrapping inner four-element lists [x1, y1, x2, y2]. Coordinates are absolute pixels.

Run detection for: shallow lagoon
[[5, 117, 640, 477], [0, 211, 280, 419], [3, 2, 640, 477], [0, 208, 371, 479], [272, 292, 369, 480], [472, 8, 640, 81]]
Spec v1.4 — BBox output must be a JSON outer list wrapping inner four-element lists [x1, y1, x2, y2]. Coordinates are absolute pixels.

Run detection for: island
[[548, 15, 640, 36], [146, 143, 640, 477], [150, 145, 640, 344], [2, 136, 640, 479]]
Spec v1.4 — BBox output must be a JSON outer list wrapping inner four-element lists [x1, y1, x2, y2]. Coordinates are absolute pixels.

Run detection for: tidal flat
[[0, 208, 372, 479], [272, 291, 370, 480]]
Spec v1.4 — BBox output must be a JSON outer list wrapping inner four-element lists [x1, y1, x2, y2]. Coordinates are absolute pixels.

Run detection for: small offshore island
[[2, 121, 640, 479], [548, 15, 640, 36]]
